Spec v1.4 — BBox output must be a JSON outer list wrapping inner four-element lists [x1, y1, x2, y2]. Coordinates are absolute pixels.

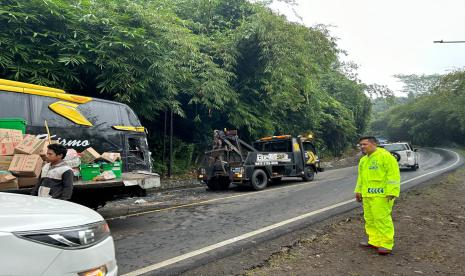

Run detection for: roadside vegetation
[[7, 1, 460, 174], [1, 0, 371, 174], [370, 71, 465, 147]]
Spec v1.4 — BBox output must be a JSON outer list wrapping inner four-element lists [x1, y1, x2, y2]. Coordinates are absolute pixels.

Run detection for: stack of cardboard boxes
[[79, 148, 122, 181], [0, 128, 124, 191], [0, 129, 20, 190], [0, 129, 47, 191]]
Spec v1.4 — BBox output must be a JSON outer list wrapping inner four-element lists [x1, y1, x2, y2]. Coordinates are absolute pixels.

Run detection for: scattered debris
[[134, 199, 147, 204]]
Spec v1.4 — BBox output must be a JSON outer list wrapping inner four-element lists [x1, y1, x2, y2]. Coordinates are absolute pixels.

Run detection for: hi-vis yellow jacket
[[354, 148, 401, 197]]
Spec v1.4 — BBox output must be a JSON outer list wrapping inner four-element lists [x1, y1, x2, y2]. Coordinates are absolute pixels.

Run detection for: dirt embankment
[[245, 168, 465, 276]]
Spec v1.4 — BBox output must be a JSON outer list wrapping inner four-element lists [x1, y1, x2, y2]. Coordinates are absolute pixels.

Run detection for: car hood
[[0, 193, 103, 232]]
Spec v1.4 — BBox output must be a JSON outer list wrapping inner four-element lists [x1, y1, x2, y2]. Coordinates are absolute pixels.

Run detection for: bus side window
[[120, 105, 141, 127], [78, 101, 121, 128], [0, 91, 30, 121], [30, 96, 76, 127]]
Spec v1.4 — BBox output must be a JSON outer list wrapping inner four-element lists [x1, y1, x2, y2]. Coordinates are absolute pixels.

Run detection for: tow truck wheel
[[217, 177, 231, 190], [250, 169, 268, 191], [206, 177, 230, 191], [302, 166, 315, 182], [206, 179, 219, 191]]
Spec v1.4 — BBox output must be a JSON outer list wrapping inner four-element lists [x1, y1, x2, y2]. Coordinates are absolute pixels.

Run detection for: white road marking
[[121, 148, 462, 276], [401, 148, 461, 185]]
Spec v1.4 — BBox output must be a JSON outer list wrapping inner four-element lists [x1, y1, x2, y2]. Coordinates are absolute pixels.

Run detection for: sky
[[270, 0, 465, 93]]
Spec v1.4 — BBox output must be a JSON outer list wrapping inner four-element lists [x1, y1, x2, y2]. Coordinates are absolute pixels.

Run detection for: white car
[[381, 142, 419, 170], [0, 193, 117, 276]]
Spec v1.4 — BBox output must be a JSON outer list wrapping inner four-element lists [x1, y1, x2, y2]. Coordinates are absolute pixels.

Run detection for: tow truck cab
[[240, 135, 322, 182]]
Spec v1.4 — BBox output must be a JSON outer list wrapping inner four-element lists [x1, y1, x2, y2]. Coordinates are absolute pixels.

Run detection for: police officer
[[355, 136, 400, 255]]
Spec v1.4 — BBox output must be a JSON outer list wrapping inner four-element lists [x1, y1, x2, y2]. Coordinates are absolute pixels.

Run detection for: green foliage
[[1, 0, 373, 169], [365, 83, 394, 99], [151, 137, 195, 175], [370, 96, 410, 114], [394, 74, 441, 99], [370, 71, 465, 146]]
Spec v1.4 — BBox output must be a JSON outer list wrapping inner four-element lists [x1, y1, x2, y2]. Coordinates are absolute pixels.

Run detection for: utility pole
[[168, 108, 174, 178], [162, 110, 167, 176]]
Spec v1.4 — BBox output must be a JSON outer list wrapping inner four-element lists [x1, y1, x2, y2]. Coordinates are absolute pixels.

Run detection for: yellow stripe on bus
[[49, 101, 93, 126], [0, 78, 65, 93], [112, 126, 146, 132], [0, 79, 92, 104]]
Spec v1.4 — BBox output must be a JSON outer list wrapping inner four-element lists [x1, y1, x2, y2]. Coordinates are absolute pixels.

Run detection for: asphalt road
[[108, 148, 463, 275]]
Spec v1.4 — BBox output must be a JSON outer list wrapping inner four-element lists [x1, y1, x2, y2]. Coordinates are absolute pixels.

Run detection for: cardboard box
[[0, 141, 15, 156], [100, 152, 121, 163], [80, 147, 100, 164], [0, 129, 23, 144], [8, 154, 43, 177], [14, 135, 46, 155], [0, 156, 13, 170], [0, 137, 21, 145], [39, 141, 50, 161], [18, 176, 39, 188], [0, 172, 18, 191]]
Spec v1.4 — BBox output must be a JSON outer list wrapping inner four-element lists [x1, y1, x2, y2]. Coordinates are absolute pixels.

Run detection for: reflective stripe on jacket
[[354, 148, 400, 197]]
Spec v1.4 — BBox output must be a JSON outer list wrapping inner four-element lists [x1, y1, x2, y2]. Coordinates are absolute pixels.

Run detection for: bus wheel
[[250, 169, 268, 191], [302, 166, 315, 182]]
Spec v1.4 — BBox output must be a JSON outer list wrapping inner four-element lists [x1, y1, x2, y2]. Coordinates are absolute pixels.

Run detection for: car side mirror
[[413, 148, 418, 152]]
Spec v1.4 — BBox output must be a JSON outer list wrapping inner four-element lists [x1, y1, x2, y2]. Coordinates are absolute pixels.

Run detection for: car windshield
[[383, 144, 408, 151]]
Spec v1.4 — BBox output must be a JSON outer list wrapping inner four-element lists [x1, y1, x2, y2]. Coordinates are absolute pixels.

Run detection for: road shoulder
[[183, 167, 465, 276]]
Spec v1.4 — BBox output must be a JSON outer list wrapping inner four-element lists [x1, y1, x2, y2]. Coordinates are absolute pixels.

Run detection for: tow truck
[[198, 130, 323, 191]]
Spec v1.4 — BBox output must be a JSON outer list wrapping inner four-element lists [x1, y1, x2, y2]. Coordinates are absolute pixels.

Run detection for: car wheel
[[302, 166, 315, 182], [250, 169, 268, 191]]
